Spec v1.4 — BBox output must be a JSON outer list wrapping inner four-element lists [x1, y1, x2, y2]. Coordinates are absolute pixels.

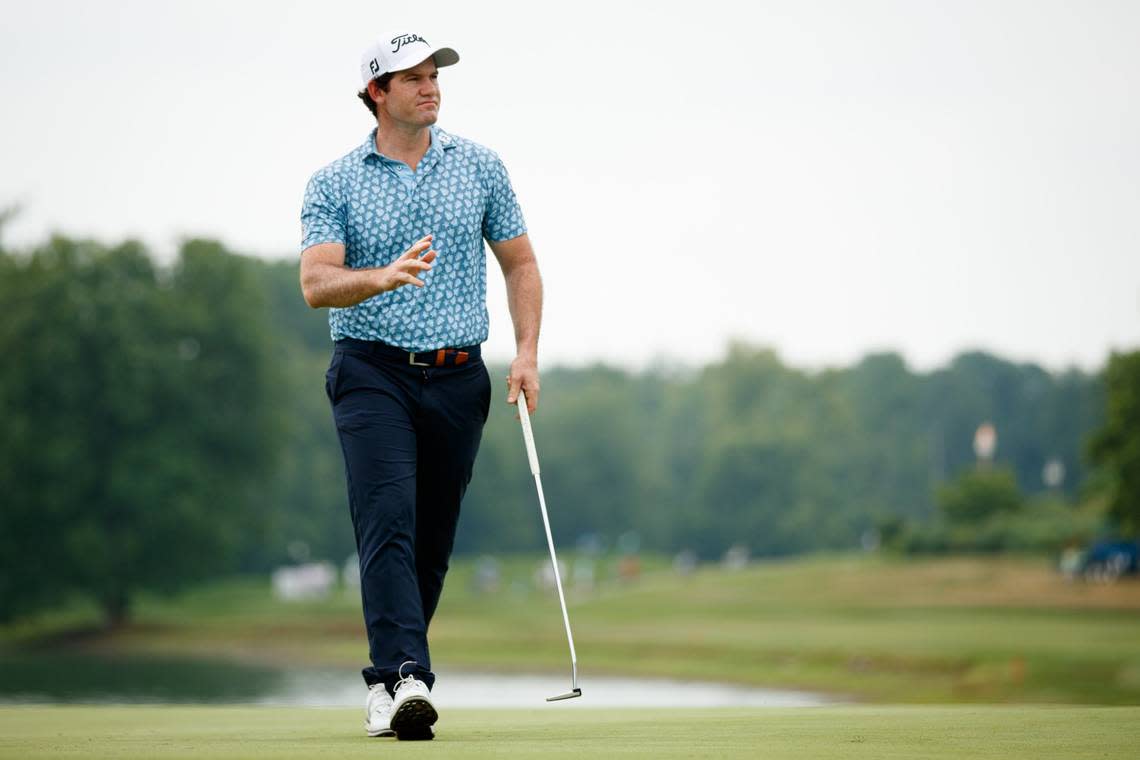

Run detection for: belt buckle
[[408, 351, 431, 367]]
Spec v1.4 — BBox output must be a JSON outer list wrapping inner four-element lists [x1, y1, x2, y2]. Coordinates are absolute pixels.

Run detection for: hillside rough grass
[[4, 555, 1140, 704]]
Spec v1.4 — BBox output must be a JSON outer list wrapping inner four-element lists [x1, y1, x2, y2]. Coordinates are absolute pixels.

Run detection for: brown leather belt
[[409, 348, 470, 367]]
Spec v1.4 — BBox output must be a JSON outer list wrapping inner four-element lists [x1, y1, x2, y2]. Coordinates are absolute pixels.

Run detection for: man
[[298, 30, 542, 741]]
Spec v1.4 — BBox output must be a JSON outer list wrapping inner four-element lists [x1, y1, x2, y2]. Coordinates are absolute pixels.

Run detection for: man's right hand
[[375, 235, 438, 292], [300, 235, 438, 309]]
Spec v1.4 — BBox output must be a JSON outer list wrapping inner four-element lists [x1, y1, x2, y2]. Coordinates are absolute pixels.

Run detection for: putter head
[[546, 688, 582, 702]]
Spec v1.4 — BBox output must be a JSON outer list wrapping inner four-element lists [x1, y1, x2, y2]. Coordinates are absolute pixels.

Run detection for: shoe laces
[[394, 660, 420, 696], [368, 682, 391, 708]]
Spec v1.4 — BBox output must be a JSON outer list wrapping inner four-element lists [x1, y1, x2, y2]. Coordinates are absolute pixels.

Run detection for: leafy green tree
[[936, 467, 1023, 525], [685, 345, 863, 557], [0, 237, 280, 626], [5, 231, 1112, 596], [1088, 350, 1140, 535], [830, 353, 933, 520], [242, 259, 352, 570]]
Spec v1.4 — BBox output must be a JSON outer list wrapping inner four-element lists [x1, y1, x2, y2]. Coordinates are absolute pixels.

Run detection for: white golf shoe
[[389, 662, 437, 741], [364, 682, 395, 737]]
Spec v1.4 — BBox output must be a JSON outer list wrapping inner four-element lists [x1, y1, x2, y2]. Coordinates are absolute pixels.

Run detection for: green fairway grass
[[1, 705, 1137, 759], [4, 555, 1140, 704]]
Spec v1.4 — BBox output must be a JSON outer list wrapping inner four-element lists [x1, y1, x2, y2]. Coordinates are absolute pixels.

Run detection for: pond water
[[0, 653, 835, 708]]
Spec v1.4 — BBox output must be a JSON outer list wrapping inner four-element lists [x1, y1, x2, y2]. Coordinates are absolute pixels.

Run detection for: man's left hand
[[506, 355, 539, 414]]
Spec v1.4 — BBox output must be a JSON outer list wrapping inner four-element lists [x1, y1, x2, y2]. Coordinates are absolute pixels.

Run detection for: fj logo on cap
[[369, 58, 380, 75], [390, 33, 428, 53]]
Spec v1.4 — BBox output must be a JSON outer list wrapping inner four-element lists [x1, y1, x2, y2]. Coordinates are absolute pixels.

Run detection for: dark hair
[[357, 72, 394, 117]]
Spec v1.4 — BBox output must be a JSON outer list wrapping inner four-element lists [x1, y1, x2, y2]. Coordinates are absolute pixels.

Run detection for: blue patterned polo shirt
[[300, 126, 527, 350]]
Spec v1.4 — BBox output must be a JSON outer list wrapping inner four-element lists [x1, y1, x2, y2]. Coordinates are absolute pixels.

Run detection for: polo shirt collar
[[361, 126, 456, 166]]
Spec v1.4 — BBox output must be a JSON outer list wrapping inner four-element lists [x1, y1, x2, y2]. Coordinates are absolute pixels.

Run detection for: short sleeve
[[481, 154, 527, 242], [300, 170, 347, 252]]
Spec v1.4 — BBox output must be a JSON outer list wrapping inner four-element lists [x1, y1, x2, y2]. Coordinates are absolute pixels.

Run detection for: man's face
[[373, 58, 440, 128]]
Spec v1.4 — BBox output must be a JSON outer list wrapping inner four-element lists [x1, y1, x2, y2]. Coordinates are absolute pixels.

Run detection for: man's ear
[[367, 79, 386, 102]]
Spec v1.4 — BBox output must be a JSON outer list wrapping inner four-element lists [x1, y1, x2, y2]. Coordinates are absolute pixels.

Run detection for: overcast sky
[[2, 0, 1137, 372]]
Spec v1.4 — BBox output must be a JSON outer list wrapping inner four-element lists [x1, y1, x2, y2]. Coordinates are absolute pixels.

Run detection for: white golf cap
[[360, 31, 459, 86]]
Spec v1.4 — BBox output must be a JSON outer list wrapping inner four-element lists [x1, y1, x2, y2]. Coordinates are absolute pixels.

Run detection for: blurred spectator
[[576, 532, 604, 556], [273, 562, 336, 601], [472, 555, 501, 594], [722, 544, 749, 570], [1058, 545, 1084, 581], [672, 549, 697, 576], [534, 558, 568, 591], [861, 529, 881, 553], [572, 557, 596, 593], [617, 554, 641, 583], [343, 554, 360, 590]]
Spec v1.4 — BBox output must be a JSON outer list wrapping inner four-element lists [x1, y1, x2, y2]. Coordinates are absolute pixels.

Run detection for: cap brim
[[372, 43, 460, 80], [431, 46, 459, 68]]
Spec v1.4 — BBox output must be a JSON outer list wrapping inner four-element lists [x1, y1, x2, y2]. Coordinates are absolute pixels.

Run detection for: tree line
[[1, 235, 1136, 625]]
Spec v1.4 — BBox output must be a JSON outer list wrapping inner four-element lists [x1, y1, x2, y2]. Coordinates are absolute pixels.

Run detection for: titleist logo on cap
[[360, 31, 458, 85], [391, 33, 429, 54]]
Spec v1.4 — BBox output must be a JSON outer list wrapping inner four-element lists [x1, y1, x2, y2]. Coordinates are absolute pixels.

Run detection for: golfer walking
[[299, 30, 541, 740]]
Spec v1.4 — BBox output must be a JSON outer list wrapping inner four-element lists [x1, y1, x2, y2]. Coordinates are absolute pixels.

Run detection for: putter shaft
[[517, 391, 581, 700]]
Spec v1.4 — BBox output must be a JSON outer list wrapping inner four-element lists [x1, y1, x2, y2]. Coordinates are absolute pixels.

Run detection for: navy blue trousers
[[325, 338, 491, 695]]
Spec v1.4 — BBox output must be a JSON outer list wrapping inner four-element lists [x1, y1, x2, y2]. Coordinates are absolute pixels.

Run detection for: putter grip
[[517, 391, 541, 475]]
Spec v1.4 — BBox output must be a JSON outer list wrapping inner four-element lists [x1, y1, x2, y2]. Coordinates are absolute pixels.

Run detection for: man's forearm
[[504, 259, 542, 357], [302, 237, 435, 309], [301, 262, 382, 308]]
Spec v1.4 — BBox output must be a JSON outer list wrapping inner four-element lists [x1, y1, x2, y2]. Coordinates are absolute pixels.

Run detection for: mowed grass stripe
[[1, 706, 1137, 759]]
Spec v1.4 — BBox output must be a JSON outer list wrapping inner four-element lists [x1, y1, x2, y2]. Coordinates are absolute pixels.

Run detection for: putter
[[517, 390, 582, 701]]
